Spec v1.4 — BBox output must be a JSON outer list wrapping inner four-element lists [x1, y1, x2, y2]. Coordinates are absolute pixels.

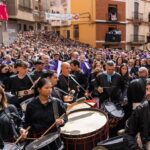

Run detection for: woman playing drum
[[20, 78, 67, 150]]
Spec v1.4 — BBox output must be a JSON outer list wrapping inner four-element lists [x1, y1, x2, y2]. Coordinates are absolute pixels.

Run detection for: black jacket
[[125, 100, 150, 150], [95, 72, 124, 104], [127, 78, 147, 103]]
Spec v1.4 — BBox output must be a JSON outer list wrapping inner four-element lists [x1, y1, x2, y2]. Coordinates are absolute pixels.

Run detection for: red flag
[[0, 3, 8, 21]]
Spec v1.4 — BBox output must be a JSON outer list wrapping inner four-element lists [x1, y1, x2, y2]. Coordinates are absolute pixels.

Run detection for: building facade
[[0, 0, 51, 45], [60, 0, 126, 49], [126, 0, 150, 50]]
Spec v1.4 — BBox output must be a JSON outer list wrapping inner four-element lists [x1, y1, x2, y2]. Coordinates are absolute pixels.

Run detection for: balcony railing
[[105, 30, 121, 42], [131, 35, 145, 43], [132, 12, 143, 22]]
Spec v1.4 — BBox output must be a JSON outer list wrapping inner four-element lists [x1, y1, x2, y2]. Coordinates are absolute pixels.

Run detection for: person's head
[[61, 62, 71, 76], [0, 86, 8, 109], [71, 51, 79, 60], [145, 79, 150, 101], [116, 57, 123, 66], [15, 60, 29, 75], [119, 63, 129, 76], [79, 54, 86, 63], [35, 78, 52, 97], [146, 57, 150, 65], [70, 60, 80, 72], [4, 54, 11, 61], [34, 60, 44, 71], [42, 55, 50, 64], [128, 59, 135, 67], [138, 67, 148, 78], [42, 71, 58, 87], [53, 53, 60, 60], [0, 64, 9, 74], [106, 60, 115, 75]]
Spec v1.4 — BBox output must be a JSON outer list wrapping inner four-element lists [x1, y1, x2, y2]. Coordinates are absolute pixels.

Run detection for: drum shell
[[61, 108, 108, 150], [101, 101, 124, 128]]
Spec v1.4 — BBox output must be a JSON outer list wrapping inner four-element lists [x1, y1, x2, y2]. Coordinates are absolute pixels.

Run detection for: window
[[108, 5, 117, 21], [149, 13, 150, 22], [19, 0, 31, 9], [18, 24, 21, 31], [67, 30, 70, 39], [73, 25, 79, 40]]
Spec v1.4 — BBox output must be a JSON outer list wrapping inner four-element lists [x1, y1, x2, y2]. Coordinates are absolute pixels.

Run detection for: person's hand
[[64, 95, 73, 102], [20, 128, 28, 139], [56, 119, 64, 126], [97, 86, 103, 93]]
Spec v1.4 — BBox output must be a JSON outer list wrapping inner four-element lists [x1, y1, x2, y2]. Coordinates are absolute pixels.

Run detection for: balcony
[[130, 35, 145, 44], [106, 12, 119, 22], [105, 30, 121, 43], [132, 12, 143, 23]]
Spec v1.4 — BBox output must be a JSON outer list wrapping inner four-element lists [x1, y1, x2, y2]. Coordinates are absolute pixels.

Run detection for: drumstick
[[15, 126, 31, 144], [29, 77, 41, 90], [41, 113, 66, 137], [84, 101, 94, 107]]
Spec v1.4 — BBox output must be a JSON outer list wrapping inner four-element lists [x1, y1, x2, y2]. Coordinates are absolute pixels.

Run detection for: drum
[[61, 108, 108, 150], [20, 98, 33, 112], [101, 101, 124, 128], [25, 132, 63, 150], [97, 135, 126, 150], [68, 100, 97, 112], [3, 142, 20, 150], [92, 146, 108, 150]]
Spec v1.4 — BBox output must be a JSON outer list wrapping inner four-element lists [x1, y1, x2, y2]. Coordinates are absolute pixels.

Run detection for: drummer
[[8, 60, 34, 109], [20, 78, 67, 150], [0, 85, 21, 147]]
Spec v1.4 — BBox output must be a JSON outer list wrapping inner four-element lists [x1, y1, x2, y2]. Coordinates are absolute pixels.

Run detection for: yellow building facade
[[60, 0, 97, 47]]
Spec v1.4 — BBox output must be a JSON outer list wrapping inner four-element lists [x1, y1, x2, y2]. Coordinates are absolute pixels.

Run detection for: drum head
[[68, 103, 91, 112], [103, 101, 124, 118], [61, 108, 108, 137], [25, 132, 60, 150], [4, 143, 20, 150]]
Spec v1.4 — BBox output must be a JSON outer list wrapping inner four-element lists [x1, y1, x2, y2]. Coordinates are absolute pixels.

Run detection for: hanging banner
[[45, 13, 79, 21], [0, 3, 8, 21]]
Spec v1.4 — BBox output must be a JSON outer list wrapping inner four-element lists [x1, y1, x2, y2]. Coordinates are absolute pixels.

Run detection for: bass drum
[[101, 100, 124, 128], [61, 108, 108, 150], [3, 142, 21, 150], [68, 100, 97, 112]]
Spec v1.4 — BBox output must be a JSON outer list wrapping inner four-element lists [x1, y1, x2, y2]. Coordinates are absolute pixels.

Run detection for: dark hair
[[146, 79, 150, 86], [34, 78, 50, 96], [41, 71, 55, 79], [106, 60, 115, 66], [14, 60, 28, 68], [70, 60, 80, 67]]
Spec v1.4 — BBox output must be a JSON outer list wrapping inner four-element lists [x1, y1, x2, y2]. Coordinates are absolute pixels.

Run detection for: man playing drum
[[125, 79, 150, 150]]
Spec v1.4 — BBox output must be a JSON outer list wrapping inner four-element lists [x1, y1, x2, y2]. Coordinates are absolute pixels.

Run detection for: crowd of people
[[1, 30, 150, 150]]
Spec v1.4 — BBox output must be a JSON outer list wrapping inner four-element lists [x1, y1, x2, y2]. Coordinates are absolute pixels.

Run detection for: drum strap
[[51, 98, 59, 126]]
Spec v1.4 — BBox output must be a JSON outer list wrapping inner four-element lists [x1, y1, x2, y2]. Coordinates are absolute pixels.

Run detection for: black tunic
[[24, 97, 67, 136], [57, 74, 78, 99], [23, 97, 67, 150], [8, 74, 34, 108]]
